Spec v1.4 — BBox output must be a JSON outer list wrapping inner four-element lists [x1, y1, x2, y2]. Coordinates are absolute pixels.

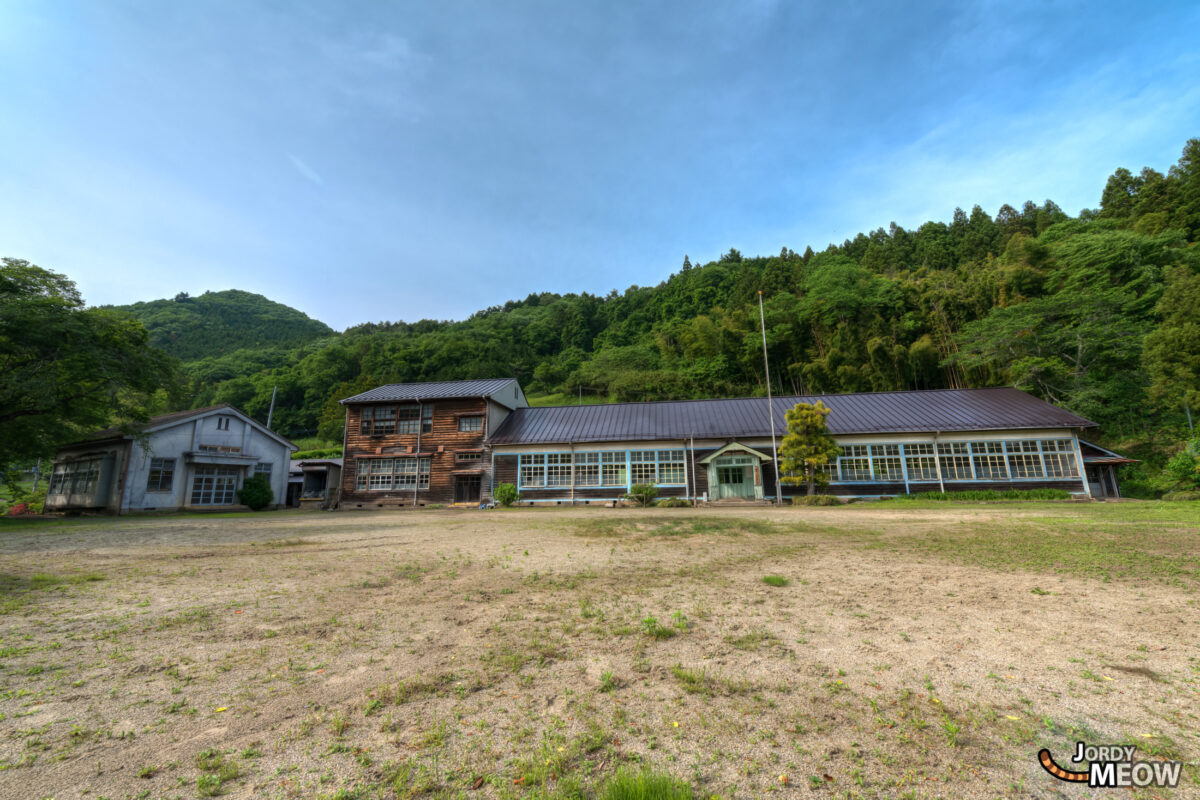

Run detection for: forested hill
[[109, 290, 334, 360], [172, 139, 1198, 489]]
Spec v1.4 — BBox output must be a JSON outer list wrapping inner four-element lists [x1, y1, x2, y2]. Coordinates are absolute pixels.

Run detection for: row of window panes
[[190, 467, 239, 505], [518, 450, 686, 488], [355, 457, 432, 490], [48, 459, 102, 495], [836, 440, 1078, 482], [360, 405, 434, 436]]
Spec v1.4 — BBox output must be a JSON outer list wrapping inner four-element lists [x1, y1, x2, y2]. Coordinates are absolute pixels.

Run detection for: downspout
[[690, 434, 697, 507], [570, 442, 575, 506], [933, 431, 945, 494], [899, 442, 910, 496], [339, 404, 350, 510], [482, 396, 489, 504], [414, 402, 422, 506]]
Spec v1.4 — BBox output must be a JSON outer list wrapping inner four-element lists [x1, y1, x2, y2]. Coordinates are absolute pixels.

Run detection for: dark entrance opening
[[455, 475, 481, 503]]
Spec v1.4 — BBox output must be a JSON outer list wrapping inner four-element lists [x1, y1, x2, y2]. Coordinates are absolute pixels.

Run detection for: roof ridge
[[518, 386, 1020, 412]]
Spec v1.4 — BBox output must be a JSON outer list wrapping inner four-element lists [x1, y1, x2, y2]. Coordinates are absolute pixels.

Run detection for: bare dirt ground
[[0, 503, 1197, 799]]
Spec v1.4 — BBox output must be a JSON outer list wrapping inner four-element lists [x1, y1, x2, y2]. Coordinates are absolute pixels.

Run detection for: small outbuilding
[[45, 405, 296, 514]]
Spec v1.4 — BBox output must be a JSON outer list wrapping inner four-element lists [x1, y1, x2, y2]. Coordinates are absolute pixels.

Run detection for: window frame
[[146, 458, 175, 492]]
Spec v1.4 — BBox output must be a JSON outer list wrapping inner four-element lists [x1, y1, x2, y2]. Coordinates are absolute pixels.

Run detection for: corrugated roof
[[488, 388, 1096, 445], [84, 404, 236, 441], [341, 378, 522, 407]]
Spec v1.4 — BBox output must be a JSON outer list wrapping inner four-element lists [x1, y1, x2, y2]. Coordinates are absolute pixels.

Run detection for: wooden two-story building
[[339, 378, 528, 508]]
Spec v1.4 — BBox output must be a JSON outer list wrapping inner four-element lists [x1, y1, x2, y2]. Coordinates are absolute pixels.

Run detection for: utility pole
[[758, 291, 782, 504], [266, 385, 278, 430]]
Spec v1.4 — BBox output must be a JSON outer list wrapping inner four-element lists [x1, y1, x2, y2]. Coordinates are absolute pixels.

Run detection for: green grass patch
[[599, 769, 694, 800], [761, 574, 789, 587]]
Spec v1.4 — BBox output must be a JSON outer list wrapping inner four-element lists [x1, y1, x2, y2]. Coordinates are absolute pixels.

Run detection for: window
[[938, 442, 973, 480], [458, 416, 483, 433], [1041, 439, 1078, 477], [971, 442, 1008, 479], [354, 457, 430, 491], [254, 462, 272, 479], [600, 452, 626, 486], [216, 416, 231, 431], [1006, 440, 1044, 478], [147, 458, 175, 491], [546, 453, 572, 486], [905, 443, 938, 480], [422, 405, 433, 433], [839, 445, 871, 481], [49, 459, 103, 495], [190, 467, 239, 505], [373, 406, 397, 435], [456, 451, 483, 462], [575, 452, 600, 486], [198, 444, 241, 454], [519, 454, 546, 487], [657, 450, 686, 484], [870, 444, 903, 481], [630, 451, 656, 484]]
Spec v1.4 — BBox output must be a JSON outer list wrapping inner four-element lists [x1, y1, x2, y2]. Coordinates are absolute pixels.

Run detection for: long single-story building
[[486, 386, 1132, 502], [45, 405, 296, 514], [336, 379, 1132, 505]]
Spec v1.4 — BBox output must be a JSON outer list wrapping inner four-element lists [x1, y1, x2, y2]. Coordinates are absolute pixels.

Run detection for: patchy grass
[[0, 503, 1196, 798]]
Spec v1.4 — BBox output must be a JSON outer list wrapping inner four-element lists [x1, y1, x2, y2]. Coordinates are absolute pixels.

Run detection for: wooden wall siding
[[342, 399, 492, 507]]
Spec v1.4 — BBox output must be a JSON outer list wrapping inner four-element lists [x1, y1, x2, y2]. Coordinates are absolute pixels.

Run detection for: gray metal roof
[[488, 387, 1096, 445], [341, 378, 523, 407]]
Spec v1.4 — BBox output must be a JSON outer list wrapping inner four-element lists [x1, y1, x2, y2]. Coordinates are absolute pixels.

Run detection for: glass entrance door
[[713, 456, 756, 499]]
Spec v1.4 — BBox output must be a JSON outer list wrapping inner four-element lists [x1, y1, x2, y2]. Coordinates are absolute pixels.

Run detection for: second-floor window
[[458, 415, 483, 433], [362, 405, 433, 436]]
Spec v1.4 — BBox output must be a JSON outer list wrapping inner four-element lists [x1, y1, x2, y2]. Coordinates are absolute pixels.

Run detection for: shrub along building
[[45, 405, 296, 513], [341, 380, 1133, 506], [339, 378, 528, 508]]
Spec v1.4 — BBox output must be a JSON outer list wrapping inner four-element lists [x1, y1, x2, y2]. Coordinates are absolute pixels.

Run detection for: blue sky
[[2, 1, 1198, 330]]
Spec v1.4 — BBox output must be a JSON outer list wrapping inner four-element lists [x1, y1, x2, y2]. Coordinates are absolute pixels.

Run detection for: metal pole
[[266, 385, 278, 430], [758, 292, 782, 504]]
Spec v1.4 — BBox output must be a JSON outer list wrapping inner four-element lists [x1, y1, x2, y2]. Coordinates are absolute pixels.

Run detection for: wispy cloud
[[287, 154, 325, 186]]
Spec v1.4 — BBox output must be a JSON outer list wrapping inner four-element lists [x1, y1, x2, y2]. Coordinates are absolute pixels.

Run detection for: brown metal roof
[[488, 387, 1096, 445], [340, 378, 523, 407]]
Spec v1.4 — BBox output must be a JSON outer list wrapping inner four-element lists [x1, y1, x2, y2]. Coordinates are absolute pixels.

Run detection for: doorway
[[455, 475, 481, 503]]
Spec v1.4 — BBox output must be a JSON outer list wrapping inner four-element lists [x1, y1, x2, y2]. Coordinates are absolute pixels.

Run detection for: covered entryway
[[700, 443, 771, 501], [454, 475, 481, 504]]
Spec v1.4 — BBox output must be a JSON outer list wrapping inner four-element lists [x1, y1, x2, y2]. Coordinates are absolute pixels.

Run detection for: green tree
[[778, 402, 840, 496], [1144, 265, 1200, 427], [0, 259, 178, 474]]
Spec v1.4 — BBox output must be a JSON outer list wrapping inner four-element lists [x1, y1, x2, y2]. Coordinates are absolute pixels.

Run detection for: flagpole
[[759, 291, 782, 504]]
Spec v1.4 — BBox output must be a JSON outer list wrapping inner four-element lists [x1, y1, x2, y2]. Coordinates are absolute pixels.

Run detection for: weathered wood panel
[[342, 399, 493, 507]]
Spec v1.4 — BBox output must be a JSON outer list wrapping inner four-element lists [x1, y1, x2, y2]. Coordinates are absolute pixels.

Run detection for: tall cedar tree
[[778, 401, 840, 496]]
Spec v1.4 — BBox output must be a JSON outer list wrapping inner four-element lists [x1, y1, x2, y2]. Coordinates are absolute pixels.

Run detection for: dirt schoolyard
[[0, 503, 1196, 799]]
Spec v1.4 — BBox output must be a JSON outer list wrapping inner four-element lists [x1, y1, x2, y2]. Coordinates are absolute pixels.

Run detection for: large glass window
[[519, 454, 546, 487], [355, 457, 430, 491], [630, 451, 656, 484], [839, 445, 871, 481], [904, 443, 937, 480], [190, 467, 239, 505], [972, 442, 1008, 479], [938, 442, 973, 480], [658, 450, 686, 484], [575, 452, 600, 486], [1006, 440, 1044, 478], [870, 444, 902, 480], [1041, 439, 1078, 477], [546, 453, 572, 486], [49, 459, 103, 495], [601, 452, 626, 486], [147, 458, 175, 491]]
